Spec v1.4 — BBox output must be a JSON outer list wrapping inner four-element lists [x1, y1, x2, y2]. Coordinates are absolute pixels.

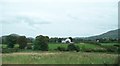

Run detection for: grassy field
[[48, 43, 103, 51], [2, 52, 118, 64], [1, 43, 105, 51], [1, 43, 119, 64], [100, 43, 119, 46]]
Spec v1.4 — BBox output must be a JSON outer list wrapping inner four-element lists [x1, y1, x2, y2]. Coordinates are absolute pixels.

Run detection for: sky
[[0, 0, 119, 38]]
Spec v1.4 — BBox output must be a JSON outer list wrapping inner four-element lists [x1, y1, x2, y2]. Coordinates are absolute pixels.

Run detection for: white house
[[61, 38, 74, 44]]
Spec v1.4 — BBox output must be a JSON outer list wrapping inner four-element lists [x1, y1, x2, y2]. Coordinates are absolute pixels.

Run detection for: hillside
[[86, 29, 120, 40]]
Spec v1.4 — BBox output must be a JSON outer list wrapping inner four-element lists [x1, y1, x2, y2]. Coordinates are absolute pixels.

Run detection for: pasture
[[1, 42, 119, 64], [1, 43, 105, 51], [2, 52, 118, 64]]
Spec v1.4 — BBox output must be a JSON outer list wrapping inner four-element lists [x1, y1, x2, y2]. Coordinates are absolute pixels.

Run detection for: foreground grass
[[2, 52, 118, 64]]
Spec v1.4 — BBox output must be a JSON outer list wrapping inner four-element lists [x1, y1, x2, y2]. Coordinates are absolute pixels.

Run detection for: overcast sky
[[0, 0, 119, 38]]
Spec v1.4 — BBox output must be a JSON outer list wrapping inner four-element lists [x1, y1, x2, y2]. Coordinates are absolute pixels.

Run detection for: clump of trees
[[56, 44, 80, 52], [33, 35, 49, 51], [2, 34, 119, 53], [6, 35, 18, 48], [17, 36, 27, 49]]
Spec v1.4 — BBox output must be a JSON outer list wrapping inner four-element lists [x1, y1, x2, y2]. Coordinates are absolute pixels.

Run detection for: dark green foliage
[[58, 38, 62, 43], [57, 46, 66, 51], [6, 35, 17, 48], [75, 45, 80, 52], [73, 38, 83, 43], [67, 44, 76, 51], [49, 37, 58, 43], [34, 35, 49, 51], [92, 49, 107, 52], [40, 43, 48, 51], [69, 37, 73, 42], [0, 37, 2, 44], [49, 37, 65, 43], [84, 49, 93, 52], [106, 47, 117, 52], [113, 45, 120, 47], [67, 44, 80, 52], [17, 36, 27, 49], [118, 47, 120, 54], [27, 37, 34, 43], [2, 48, 19, 53]]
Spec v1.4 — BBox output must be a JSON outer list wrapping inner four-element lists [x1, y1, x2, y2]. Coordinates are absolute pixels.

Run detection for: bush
[[92, 48, 107, 52], [67, 44, 76, 51], [75, 45, 80, 52], [84, 49, 93, 52], [105, 46, 117, 52], [57, 46, 66, 51], [113, 45, 120, 47], [118, 47, 120, 54], [2, 48, 19, 53], [67, 44, 80, 52]]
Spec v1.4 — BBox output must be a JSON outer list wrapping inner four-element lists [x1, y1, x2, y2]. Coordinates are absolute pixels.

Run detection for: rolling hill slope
[[87, 29, 120, 40]]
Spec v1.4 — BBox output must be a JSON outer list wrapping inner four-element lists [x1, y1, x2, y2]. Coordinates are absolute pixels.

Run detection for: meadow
[[2, 51, 118, 64], [1, 43, 119, 64]]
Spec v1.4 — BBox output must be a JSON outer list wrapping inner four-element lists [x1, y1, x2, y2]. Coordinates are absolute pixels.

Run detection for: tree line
[[1, 34, 120, 53], [1, 34, 81, 52]]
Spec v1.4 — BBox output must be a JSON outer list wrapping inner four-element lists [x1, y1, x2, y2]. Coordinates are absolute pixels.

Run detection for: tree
[[34, 35, 49, 51], [69, 37, 73, 42], [2, 36, 7, 44], [6, 35, 17, 48], [17, 36, 27, 49], [27, 37, 34, 43], [58, 38, 62, 43]]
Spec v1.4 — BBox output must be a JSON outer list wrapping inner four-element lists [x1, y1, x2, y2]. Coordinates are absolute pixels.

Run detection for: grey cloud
[[1, 16, 51, 26]]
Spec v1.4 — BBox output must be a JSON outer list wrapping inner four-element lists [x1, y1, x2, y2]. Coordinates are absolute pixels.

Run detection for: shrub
[[92, 48, 107, 52], [84, 49, 93, 52], [118, 47, 120, 54], [67, 44, 76, 51], [75, 45, 80, 52], [67, 44, 80, 52], [57, 46, 66, 51], [2, 48, 19, 53], [105, 46, 117, 52], [113, 45, 120, 47]]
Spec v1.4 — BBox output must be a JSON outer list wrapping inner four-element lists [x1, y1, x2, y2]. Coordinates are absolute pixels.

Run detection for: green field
[[1, 43, 119, 64], [48, 43, 105, 51], [1, 43, 105, 51], [2, 52, 118, 64]]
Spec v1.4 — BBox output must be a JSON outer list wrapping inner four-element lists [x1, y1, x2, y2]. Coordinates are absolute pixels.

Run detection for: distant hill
[[9, 34, 20, 37], [86, 29, 120, 40]]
